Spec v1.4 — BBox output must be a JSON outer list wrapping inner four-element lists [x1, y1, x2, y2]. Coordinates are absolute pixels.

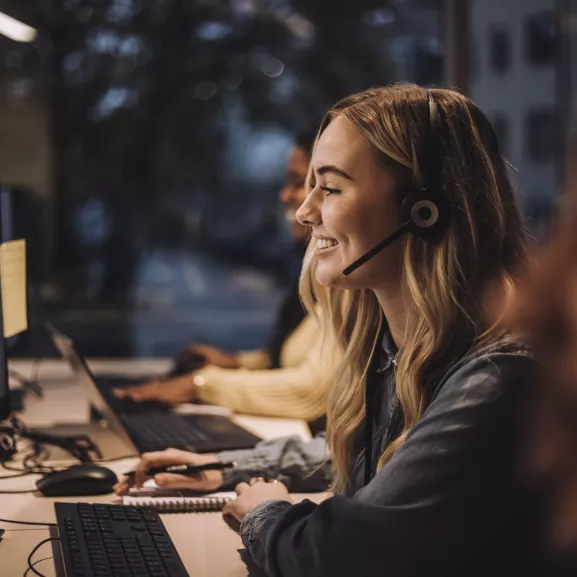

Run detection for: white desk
[[1, 360, 317, 576]]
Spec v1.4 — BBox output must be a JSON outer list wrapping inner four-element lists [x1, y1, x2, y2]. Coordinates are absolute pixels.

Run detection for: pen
[[123, 461, 236, 478]]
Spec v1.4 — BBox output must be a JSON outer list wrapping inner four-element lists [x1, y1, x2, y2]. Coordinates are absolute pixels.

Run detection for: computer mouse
[[36, 464, 118, 497]]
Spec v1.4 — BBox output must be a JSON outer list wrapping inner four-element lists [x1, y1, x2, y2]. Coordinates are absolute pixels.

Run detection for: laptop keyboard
[[120, 412, 210, 453], [55, 502, 189, 577]]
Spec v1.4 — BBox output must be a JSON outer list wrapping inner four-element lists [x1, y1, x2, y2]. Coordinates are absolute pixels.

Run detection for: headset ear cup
[[400, 191, 450, 241], [411, 199, 439, 228]]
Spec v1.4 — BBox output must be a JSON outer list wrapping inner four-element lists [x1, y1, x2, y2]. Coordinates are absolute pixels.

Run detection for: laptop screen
[[47, 323, 137, 452]]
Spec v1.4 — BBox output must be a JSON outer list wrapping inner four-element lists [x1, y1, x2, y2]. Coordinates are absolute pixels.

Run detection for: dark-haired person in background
[[114, 128, 338, 424]]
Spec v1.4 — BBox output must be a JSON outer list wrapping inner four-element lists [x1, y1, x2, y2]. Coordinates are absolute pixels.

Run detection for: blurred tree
[[4, 0, 434, 305]]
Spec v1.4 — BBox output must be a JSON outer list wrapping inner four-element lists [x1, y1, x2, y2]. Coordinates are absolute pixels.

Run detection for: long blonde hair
[[300, 84, 528, 493]]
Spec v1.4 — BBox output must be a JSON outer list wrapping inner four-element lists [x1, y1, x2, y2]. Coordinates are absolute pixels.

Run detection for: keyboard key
[[131, 524, 146, 531], [137, 534, 154, 547]]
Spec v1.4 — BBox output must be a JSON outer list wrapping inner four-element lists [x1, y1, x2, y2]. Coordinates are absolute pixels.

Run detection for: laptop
[[48, 324, 262, 454]]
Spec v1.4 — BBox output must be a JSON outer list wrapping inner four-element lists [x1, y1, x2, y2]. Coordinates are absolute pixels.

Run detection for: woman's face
[[279, 145, 311, 243], [296, 115, 402, 290]]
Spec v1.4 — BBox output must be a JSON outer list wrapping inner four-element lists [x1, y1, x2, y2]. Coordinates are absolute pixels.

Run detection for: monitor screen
[[0, 186, 28, 420], [0, 301, 7, 420], [0, 187, 11, 420]]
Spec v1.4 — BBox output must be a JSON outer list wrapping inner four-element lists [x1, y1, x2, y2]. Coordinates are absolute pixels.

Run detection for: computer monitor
[[0, 300, 8, 421], [0, 186, 16, 420]]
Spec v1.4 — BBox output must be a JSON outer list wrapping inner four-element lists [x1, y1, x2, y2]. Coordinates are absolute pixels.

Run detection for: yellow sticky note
[[0, 239, 27, 338]]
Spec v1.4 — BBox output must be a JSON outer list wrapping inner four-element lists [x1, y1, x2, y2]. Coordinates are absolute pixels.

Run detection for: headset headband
[[421, 89, 441, 197]]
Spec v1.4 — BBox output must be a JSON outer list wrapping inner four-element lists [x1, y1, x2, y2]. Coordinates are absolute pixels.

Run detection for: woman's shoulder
[[431, 335, 535, 404]]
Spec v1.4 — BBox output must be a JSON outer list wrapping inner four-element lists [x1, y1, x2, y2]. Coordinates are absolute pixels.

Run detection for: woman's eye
[[320, 186, 340, 196]]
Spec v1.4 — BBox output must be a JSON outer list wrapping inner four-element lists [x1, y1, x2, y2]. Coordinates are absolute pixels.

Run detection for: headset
[[343, 89, 450, 277], [360, 90, 449, 486]]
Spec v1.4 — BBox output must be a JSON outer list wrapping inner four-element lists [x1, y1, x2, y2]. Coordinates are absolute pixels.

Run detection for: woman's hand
[[176, 344, 239, 370], [113, 374, 198, 404], [113, 449, 223, 495], [223, 478, 292, 524]]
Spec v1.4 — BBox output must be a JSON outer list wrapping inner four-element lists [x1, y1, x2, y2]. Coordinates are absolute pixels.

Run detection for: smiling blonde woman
[[117, 85, 557, 577]]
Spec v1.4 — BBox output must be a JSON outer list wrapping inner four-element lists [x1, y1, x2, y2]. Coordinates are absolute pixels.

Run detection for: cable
[[9, 369, 42, 398], [0, 471, 32, 479], [2, 452, 56, 476], [0, 418, 103, 466], [24, 556, 54, 577], [0, 454, 55, 479], [27, 537, 59, 577], [0, 518, 56, 527], [0, 488, 37, 494]]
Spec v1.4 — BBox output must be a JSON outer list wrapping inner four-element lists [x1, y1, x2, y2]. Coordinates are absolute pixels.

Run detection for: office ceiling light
[[0, 11, 37, 43]]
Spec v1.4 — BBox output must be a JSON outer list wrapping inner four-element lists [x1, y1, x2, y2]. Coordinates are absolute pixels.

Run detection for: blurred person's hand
[[222, 478, 292, 524], [113, 449, 223, 496], [113, 374, 198, 404], [174, 343, 239, 371]]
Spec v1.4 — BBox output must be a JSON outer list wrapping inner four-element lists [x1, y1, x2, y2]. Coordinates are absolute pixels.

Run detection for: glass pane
[[0, 0, 445, 357]]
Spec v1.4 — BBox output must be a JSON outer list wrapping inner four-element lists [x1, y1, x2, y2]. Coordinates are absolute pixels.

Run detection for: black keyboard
[[55, 502, 189, 577], [119, 411, 260, 453], [120, 412, 208, 453]]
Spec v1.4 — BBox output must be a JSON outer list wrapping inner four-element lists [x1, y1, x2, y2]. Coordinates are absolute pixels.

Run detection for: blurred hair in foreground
[[507, 128, 577, 569]]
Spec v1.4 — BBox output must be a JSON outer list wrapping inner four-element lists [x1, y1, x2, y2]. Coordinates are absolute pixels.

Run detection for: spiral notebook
[[122, 486, 236, 513]]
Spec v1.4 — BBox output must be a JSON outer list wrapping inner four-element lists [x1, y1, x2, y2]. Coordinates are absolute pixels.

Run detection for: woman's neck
[[372, 284, 409, 349]]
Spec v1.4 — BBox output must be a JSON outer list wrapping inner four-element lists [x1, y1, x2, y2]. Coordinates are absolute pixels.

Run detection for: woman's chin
[[315, 264, 346, 288]]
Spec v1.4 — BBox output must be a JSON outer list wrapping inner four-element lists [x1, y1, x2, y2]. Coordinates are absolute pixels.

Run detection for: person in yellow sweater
[[114, 128, 337, 423]]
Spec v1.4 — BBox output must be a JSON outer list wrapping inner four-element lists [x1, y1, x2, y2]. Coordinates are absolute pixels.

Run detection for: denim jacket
[[219, 337, 555, 577], [217, 331, 400, 493]]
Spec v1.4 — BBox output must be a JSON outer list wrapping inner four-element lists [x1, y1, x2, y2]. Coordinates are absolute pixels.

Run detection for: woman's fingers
[[133, 448, 204, 487], [235, 482, 251, 495]]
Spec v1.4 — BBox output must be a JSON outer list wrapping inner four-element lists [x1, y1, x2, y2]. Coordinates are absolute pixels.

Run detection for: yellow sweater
[[196, 312, 337, 420]]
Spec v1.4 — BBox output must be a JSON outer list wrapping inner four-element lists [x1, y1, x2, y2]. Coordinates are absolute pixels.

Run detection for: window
[[492, 114, 510, 156], [413, 46, 444, 86], [0, 1, 447, 357], [470, 39, 480, 81], [489, 27, 510, 74], [526, 108, 556, 162], [525, 11, 557, 65]]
